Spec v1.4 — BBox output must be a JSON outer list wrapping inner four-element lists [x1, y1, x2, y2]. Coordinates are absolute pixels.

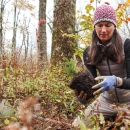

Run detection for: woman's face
[[95, 21, 115, 44]]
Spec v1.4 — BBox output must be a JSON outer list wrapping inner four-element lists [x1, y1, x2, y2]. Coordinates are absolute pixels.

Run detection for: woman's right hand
[[74, 89, 87, 104]]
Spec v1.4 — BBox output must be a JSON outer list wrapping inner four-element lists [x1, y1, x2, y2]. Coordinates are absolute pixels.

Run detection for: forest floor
[[0, 61, 130, 130], [0, 97, 83, 130]]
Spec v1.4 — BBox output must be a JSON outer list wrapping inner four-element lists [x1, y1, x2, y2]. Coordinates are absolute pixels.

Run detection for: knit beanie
[[93, 4, 116, 26]]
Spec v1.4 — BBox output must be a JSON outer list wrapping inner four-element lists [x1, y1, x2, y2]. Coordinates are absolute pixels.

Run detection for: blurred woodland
[[1, 0, 130, 129]]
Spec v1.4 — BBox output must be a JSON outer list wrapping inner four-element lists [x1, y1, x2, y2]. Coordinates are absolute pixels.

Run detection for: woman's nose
[[101, 26, 107, 32]]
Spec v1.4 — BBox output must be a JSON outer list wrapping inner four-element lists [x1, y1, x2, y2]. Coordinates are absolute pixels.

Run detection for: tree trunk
[[38, 0, 47, 68], [12, 2, 17, 53], [51, 0, 76, 65], [0, 0, 4, 55]]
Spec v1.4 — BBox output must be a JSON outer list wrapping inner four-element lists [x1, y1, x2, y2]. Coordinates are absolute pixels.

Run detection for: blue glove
[[92, 75, 118, 95]]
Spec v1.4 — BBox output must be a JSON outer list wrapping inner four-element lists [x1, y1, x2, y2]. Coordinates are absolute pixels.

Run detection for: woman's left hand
[[74, 89, 88, 104], [92, 75, 118, 95]]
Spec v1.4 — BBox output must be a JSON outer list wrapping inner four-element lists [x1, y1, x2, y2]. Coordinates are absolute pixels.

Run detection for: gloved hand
[[74, 89, 87, 104], [92, 75, 118, 95]]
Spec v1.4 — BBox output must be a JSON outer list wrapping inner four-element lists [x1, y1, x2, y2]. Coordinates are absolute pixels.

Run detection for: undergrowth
[[0, 54, 85, 129], [1, 54, 130, 130]]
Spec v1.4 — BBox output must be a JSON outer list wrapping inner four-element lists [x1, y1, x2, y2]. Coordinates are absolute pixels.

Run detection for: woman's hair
[[88, 29, 124, 65]]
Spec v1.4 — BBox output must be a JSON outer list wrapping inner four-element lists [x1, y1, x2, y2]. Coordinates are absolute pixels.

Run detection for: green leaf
[[99, 113, 105, 125], [80, 21, 87, 26], [78, 117, 86, 130], [70, 105, 74, 112]]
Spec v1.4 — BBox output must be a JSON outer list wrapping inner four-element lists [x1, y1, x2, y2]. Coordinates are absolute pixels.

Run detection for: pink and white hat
[[93, 4, 116, 26]]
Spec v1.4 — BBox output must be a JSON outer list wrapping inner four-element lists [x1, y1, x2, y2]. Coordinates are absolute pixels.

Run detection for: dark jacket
[[83, 37, 130, 103]]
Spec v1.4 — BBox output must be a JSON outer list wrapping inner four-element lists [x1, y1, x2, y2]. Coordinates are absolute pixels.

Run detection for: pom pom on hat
[[93, 4, 116, 26]]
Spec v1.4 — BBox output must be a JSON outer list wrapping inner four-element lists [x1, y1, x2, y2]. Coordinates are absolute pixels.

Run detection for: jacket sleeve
[[120, 38, 130, 89], [83, 47, 97, 78]]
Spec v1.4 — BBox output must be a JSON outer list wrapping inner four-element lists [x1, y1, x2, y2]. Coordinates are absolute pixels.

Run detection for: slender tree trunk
[[51, 0, 76, 65], [0, 0, 4, 55], [12, 2, 17, 53], [25, 30, 29, 61], [38, 0, 47, 68]]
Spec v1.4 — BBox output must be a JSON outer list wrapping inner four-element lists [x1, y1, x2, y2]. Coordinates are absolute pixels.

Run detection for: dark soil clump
[[69, 69, 97, 100]]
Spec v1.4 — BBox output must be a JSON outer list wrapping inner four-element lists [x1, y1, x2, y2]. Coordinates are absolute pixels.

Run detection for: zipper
[[106, 58, 120, 102], [106, 58, 112, 75]]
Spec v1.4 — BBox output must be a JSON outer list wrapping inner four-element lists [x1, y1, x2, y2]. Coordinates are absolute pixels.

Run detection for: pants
[[84, 94, 130, 119]]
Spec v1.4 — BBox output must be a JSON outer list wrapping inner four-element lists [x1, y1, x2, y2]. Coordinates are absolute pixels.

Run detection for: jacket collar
[[97, 41, 112, 48]]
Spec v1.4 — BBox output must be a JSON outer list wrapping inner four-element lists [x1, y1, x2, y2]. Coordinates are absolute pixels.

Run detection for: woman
[[77, 4, 130, 120]]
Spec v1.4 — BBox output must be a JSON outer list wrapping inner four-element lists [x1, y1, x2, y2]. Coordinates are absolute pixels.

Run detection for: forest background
[[1, 0, 130, 129]]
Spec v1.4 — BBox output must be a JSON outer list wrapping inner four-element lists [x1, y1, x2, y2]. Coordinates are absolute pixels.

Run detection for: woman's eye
[[106, 24, 111, 27], [96, 25, 102, 27]]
